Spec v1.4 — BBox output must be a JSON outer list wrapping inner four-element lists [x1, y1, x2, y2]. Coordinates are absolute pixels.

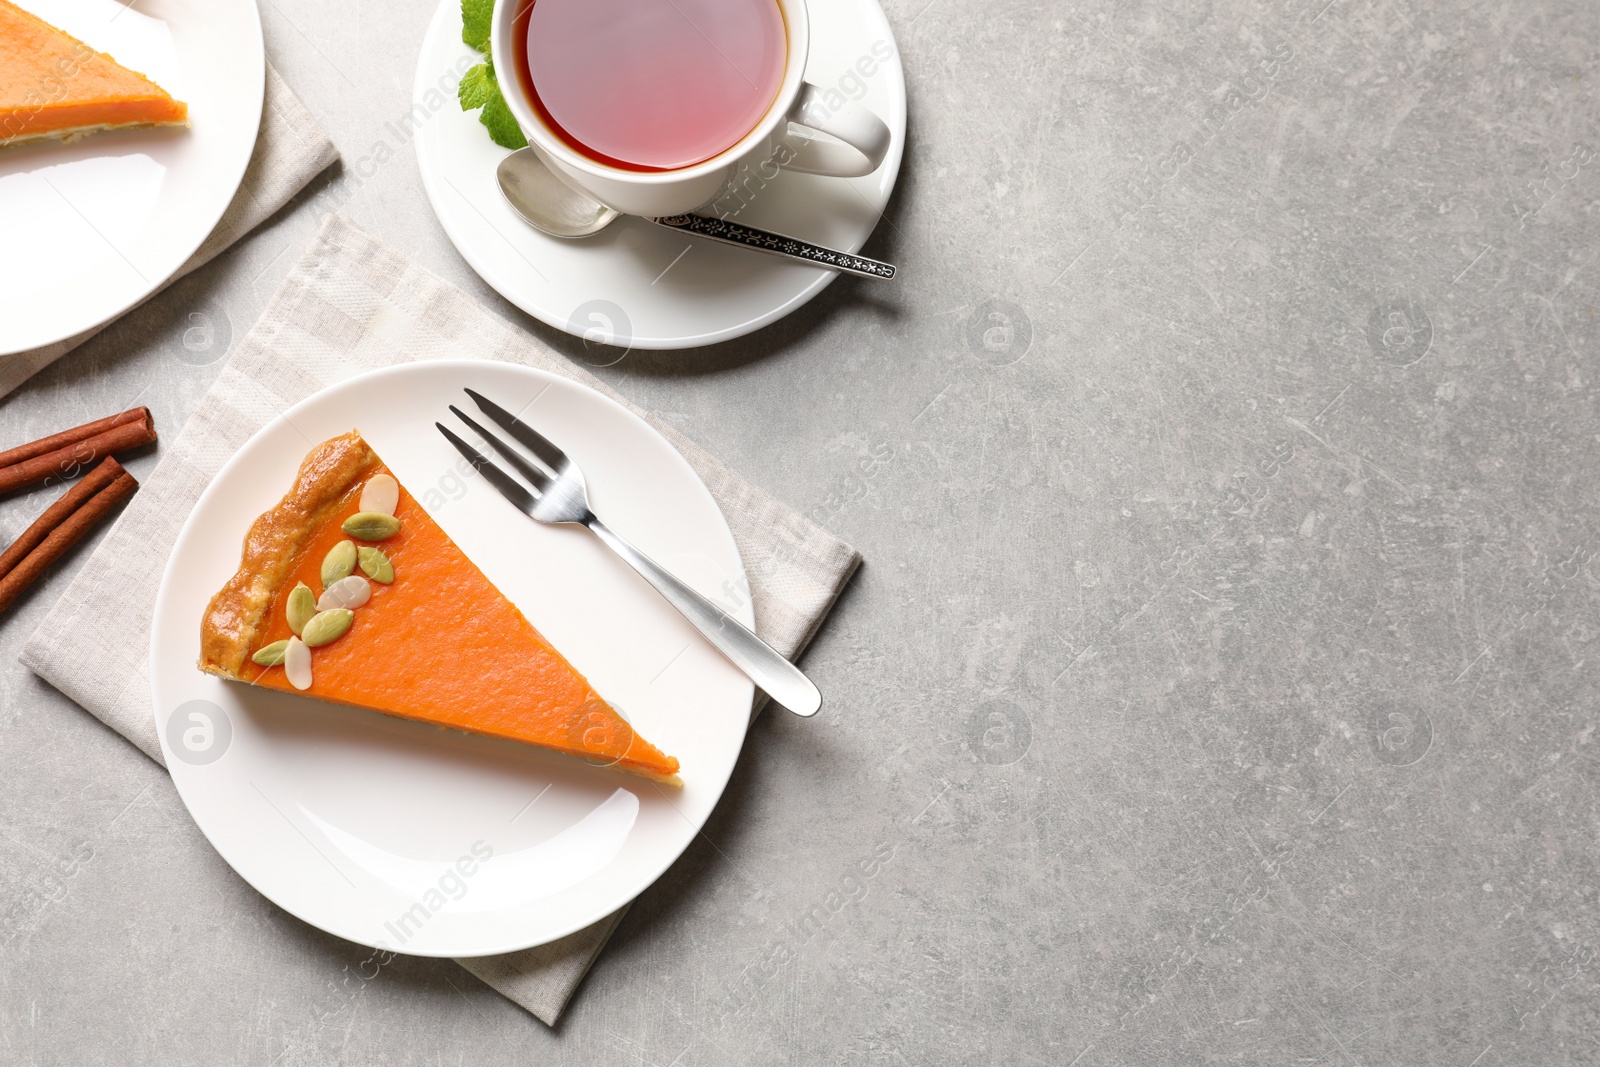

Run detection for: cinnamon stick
[[0, 469, 138, 617], [0, 408, 156, 496], [0, 457, 127, 585], [0, 407, 151, 469]]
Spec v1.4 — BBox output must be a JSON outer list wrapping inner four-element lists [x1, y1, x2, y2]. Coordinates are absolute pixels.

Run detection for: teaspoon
[[495, 147, 896, 280]]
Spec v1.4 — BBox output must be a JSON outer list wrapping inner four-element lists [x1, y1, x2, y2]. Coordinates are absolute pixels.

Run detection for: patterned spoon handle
[[650, 214, 897, 280]]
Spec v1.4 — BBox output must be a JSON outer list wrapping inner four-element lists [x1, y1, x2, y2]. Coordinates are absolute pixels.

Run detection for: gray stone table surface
[[3, 0, 1599, 1063]]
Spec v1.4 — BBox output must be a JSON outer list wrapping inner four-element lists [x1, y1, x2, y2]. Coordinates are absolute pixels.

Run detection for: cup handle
[[776, 82, 891, 178]]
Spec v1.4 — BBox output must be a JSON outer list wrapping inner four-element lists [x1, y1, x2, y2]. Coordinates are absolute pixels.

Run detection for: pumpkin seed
[[357, 546, 394, 583], [251, 639, 290, 666], [321, 539, 357, 586], [342, 511, 401, 541], [301, 608, 354, 647], [286, 582, 316, 636]]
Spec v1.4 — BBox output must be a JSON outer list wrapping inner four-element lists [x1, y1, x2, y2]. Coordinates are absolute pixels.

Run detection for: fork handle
[[586, 517, 822, 716]]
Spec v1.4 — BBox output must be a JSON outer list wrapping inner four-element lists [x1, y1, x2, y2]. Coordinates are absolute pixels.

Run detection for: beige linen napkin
[[20, 215, 861, 1024], [0, 66, 339, 397]]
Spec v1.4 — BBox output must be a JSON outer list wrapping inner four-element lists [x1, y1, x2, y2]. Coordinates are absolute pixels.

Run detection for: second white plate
[[0, 0, 264, 356], [150, 361, 755, 957]]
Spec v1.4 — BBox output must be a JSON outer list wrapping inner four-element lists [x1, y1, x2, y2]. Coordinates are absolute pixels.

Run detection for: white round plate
[[412, 0, 905, 350], [151, 361, 755, 957], [0, 0, 264, 357]]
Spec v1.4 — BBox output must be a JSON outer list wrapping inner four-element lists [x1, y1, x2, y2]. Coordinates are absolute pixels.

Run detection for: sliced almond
[[284, 637, 312, 690], [360, 473, 400, 516], [318, 575, 371, 611]]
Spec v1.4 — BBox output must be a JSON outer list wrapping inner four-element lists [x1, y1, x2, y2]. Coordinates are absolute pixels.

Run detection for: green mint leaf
[[457, 58, 527, 150], [459, 61, 495, 110], [462, 0, 494, 52], [480, 92, 528, 150]]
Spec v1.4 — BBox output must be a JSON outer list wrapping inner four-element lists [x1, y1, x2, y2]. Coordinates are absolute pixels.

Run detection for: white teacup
[[489, 0, 891, 218]]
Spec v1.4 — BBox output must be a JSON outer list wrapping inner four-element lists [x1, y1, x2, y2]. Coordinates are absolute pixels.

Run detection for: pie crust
[[199, 431, 379, 679]]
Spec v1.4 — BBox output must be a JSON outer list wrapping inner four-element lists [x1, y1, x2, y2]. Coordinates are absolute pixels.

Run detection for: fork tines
[[446, 404, 552, 495], [435, 417, 541, 511], [463, 388, 570, 475]]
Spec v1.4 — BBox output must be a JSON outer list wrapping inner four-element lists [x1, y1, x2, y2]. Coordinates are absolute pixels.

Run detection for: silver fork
[[436, 389, 822, 717]]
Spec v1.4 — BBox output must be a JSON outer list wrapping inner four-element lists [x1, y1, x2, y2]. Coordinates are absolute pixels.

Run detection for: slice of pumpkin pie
[[0, 0, 188, 148], [198, 430, 680, 783]]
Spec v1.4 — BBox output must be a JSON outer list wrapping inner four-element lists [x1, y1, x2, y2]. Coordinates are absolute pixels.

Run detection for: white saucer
[[0, 0, 263, 356], [150, 361, 754, 956], [411, 0, 905, 351]]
